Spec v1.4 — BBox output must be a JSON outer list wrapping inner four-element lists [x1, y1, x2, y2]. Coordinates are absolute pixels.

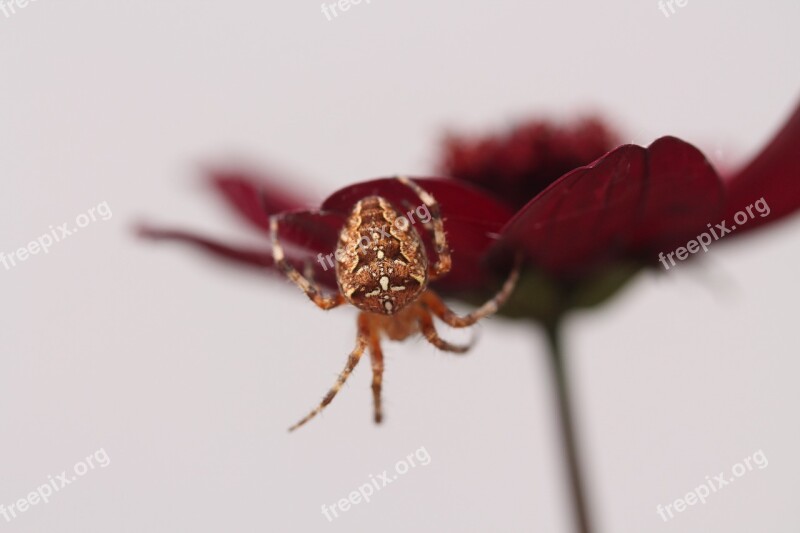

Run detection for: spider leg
[[396, 176, 452, 281], [289, 313, 371, 431], [367, 327, 385, 424], [270, 214, 345, 310], [303, 259, 316, 284], [421, 255, 522, 328], [417, 306, 474, 354]]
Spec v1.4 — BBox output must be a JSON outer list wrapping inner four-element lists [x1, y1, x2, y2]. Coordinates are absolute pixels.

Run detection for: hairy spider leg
[[289, 313, 371, 431], [396, 176, 452, 281], [367, 324, 385, 423], [416, 305, 474, 353], [421, 255, 522, 328], [270, 214, 345, 310]]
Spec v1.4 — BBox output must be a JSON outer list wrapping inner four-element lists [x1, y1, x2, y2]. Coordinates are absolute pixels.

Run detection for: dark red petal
[[138, 225, 275, 268], [210, 169, 313, 234], [274, 209, 345, 253], [496, 137, 724, 276], [321, 177, 516, 289], [724, 101, 800, 233], [138, 214, 342, 291]]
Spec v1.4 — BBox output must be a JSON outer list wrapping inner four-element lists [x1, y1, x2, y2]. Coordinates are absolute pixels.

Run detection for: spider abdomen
[[335, 196, 428, 315]]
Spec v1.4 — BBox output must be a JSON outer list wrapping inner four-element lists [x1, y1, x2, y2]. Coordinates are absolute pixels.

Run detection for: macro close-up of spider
[[6, 2, 799, 531], [270, 177, 521, 431]]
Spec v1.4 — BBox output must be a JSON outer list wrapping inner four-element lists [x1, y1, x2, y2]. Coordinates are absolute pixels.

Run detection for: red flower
[[140, 103, 800, 321], [439, 117, 619, 209]]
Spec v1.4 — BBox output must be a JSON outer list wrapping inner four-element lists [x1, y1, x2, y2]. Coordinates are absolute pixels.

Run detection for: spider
[[269, 176, 521, 431]]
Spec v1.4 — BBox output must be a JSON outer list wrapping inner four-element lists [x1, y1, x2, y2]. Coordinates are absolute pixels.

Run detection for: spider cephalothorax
[[270, 177, 519, 431]]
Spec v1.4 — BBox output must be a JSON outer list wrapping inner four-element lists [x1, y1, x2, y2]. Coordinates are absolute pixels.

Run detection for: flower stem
[[544, 322, 593, 533]]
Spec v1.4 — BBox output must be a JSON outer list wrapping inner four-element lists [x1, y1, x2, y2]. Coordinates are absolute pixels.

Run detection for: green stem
[[544, 322, 593, 533]]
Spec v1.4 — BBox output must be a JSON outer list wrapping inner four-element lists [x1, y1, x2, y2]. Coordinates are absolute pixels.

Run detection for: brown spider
[[270, 176, 520, 431]]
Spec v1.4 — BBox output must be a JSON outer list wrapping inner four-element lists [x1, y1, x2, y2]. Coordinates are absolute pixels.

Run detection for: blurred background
[[0, 1, 798, 531]]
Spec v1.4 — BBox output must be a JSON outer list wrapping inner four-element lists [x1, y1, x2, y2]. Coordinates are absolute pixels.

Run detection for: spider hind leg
[[421, 255, 522, 328], [367, 327, 385, 424], [417, 306, 474, 354]]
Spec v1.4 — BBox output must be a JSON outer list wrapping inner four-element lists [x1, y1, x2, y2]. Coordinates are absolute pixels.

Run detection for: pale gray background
[[1, 1, 798, 531]]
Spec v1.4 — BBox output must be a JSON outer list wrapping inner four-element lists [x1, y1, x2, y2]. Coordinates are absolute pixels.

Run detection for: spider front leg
[[421, 255, 522, 328], [270, 214, 345, 310], [289, 313, 372, 431], [397, 176, 452, 280]]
